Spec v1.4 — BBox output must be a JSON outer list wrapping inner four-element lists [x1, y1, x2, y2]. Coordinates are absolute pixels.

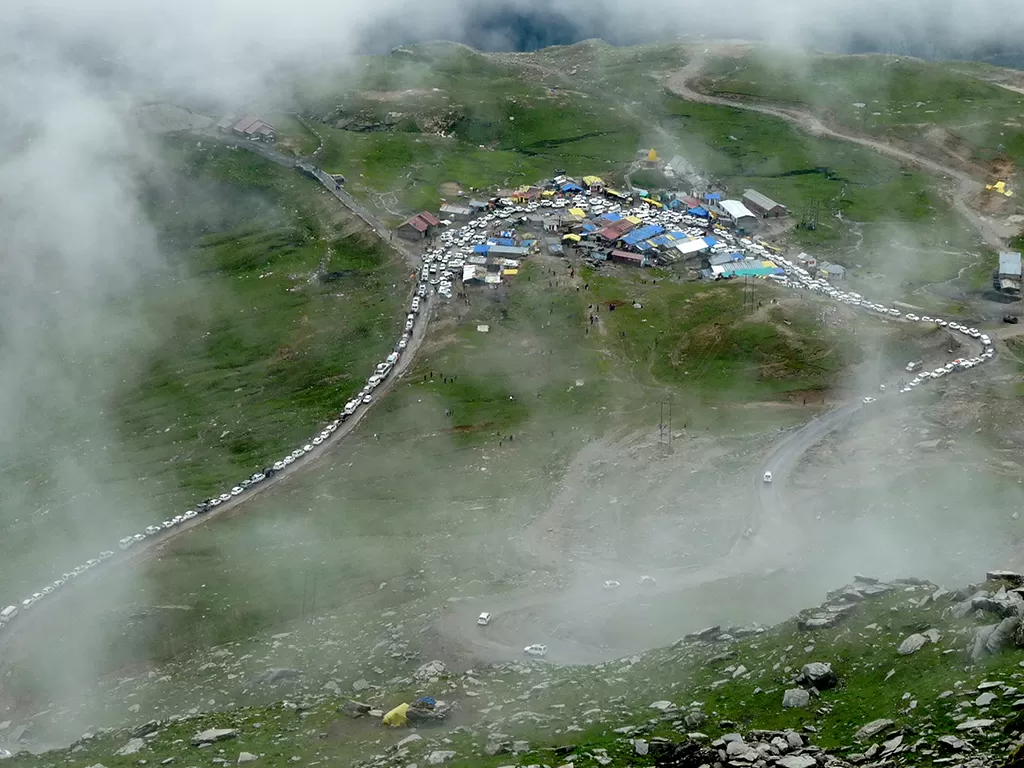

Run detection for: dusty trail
[[664, 56, 1006, 251]]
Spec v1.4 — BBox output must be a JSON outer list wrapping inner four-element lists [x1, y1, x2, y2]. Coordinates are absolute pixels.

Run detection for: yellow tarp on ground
[[504, 268, 519, 276], [987, 181, 1014, 196], [626, 216, 642, 225], [568, 208, 586, 218], [542, 190, 556, 197], [383, 703, 410, 727], [563, 233, 581, 242]]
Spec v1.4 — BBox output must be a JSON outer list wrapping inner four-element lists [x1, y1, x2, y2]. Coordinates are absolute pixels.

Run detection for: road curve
[[664, 56, 1006, 250]]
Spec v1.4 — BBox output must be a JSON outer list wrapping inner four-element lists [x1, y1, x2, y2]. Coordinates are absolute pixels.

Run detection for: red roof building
[[596, 219, 635, 241], [397, 211, 442, 241]]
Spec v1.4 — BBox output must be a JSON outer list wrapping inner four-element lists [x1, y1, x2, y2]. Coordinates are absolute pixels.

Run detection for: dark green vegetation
[[0, 141, 405, 597], [586, 268, 858, 399], [10, 575, 1024, 768]]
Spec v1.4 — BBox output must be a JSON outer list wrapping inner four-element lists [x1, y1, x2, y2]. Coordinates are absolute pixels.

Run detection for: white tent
[[675, 238, 710, 255], [719, 199, 757, 221]]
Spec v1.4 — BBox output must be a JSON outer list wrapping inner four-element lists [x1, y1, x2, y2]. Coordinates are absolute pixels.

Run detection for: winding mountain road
[[664, 56, 1006, 250]]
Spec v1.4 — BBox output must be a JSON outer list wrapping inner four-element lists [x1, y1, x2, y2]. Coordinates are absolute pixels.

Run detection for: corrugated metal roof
[[999, 251, 1022, 276], [742, 188, 784, 211], [620, 224, 664, 246], [719, 200, 757, 220]]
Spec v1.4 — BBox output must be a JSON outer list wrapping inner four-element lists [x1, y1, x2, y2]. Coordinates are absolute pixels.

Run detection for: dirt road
[[664, 56, 1006, 251]]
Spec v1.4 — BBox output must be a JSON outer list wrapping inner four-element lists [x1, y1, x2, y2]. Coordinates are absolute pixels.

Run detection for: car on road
[[524, 644, 547, 657], [603, 580, 620, 590], [639, 575, 656, 586], [477, 612, 491, 626], [230, 486, 243, 496], [862, 397, 876, 404], [763, 471, 773, 483], [303, 444, 313, 452], [219, 492, 231, 502], [363, 394, 372, 404]]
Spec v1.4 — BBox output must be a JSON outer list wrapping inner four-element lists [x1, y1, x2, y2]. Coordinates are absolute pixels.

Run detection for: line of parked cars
[[0, 290, 429, 637]]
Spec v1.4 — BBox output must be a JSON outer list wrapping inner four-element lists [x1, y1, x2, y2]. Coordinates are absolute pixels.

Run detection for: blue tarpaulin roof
[[703, 236, 718, 246], [473, 245, 490, 254], [668, 231, 688, 239], [601, 212, 623, 222], [521, 240, 536, 247], [635, 242, 653, 251], [489, 237, 516, 247], [705, 192, 722, 201], [561, 183, 583, 193], [688, 207, 709, 217], [582, 223, 597, 232], [620, 224, 664, 246]]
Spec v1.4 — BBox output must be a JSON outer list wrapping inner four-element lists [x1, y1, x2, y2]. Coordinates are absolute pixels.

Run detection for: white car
[[763, 471, 773, 483], [291, 449, 304, 459], [477, 612, 492, 626], [303, 444, 313, 452], [184, 510, 198, 519], [862, 397, 876, 404], [312, 436, 324, 446], [230, 486, 243, 496], [282, 455, 295, 466], [906, 314, 919, 321], [603, 580, 621, 590], [524, 644, 548, 657], [639, 575, 656, 586], [273, 461, 286, 471], [363, 394, 372, 404]]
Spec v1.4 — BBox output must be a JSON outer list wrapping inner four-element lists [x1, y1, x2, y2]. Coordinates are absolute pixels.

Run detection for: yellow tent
[[542, 189, 556, 197], [568, 207, 587, 218], [582, 175, 604, 187], [562, 233, 582, 242], [626, 215, 643, 225], [641, 197, 663, 209], [647, 148, 658, 162], [383, 703, 410, 727], [503, 268, 519, 276]]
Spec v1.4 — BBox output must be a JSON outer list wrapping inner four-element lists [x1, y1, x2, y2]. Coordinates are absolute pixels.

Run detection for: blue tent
[[582, 223, 597, 232], [620, 224, 665, 246], [687, 207, 709, 217], [561, 183, 584, 193], [705, 192, 722, 201], [489, 237, 516, 247], [703, 236, 718, 247], [473, 244, 490, 254], [601, 212, 623, 222]]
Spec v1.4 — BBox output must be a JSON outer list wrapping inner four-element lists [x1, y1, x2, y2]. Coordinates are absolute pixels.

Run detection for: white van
[[0, 605, 17, 621], [477, 612, 492, 626]]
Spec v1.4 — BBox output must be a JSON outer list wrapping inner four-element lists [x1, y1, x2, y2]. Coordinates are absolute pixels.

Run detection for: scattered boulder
[[340, 701, 372, 717], [648, 738, 718, 767], [988, 570, 1024, 586], [682, 709, 705, 728], [351, 679, 370, 692], [114, 738, 146, 756], [633, 738, 649, 755], [131, 721, 162, 738], [256, 668, 301, 685], [957, 718, 995, 731], [937, 734, 969, 751], [898, 633, 929, 655], [782, 689, 811, 708], [396, 734, 422, 748], [414, 660, 447, 682], [977, 692, 998, 707], [426, 750, 456, 765], [990, 617, 1021, 655], [237, 752, 258, 764], [795, 662, 837, 690], [972, 624, 999, 662], [191, 728, 238, 746], [777, 756, 817, 768], [650, 701, 676, 712], [855, 719, 894, 741]]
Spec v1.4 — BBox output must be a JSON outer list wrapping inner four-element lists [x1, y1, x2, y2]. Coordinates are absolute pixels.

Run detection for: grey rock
[[785, 731, 804, 749], [881, 734, 903, 754], [484, 741, 510, 756], [115, 738, 146, 756], [782, 689, 810, 708], [351, 679, 370, 692], [237, 753, 258, 764], [987, 570, 1024, 586], [426, 750, 456, 765], [923, 628, 941, 643], [131, 721, 161, 738], [256, 668, 301, 685], [683, 709, 705, 727], [633, 739, 649, 756], [191, 728, 238, 746], [721, 733, 743, 743], [937, 734, 969, 751], [854, 718, 894, 741], [396, 734, 422, 748], [976, 691, 998, 706], [339, 701, 371, 717], [971, 624, 998, 662], [796, 662, 837, 689], [777, 757, 816, 768], [987, 616, 1020, 655], [650, 701, 676, 712], [897, 633, 928, 655], [414, 660, 447, 682], [512, 741, 529, 754], [956, 718, 995, 731]]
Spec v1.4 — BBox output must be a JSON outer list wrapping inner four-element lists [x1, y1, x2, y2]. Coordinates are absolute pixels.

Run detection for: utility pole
[[667, 400, 673, 445]]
